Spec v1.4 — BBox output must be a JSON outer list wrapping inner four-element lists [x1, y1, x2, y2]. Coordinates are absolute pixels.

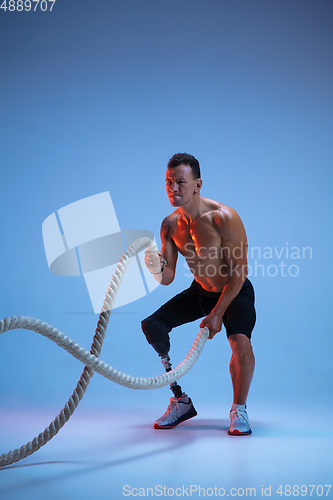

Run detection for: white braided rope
[[0, 237, 209, 467]]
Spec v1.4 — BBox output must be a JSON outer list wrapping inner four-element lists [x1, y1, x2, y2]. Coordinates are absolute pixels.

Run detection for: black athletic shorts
[[148, 278, 256, 340]]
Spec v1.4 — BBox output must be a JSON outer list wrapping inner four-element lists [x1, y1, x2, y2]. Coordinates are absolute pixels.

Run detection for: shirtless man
[[142, 153, 256, 435]]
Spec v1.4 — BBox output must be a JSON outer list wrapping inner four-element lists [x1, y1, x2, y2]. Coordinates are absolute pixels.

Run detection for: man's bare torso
[[165, 198, 233, 292]]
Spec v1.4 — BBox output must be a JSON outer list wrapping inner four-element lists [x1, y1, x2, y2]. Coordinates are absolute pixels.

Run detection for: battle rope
[[0, 237, 209, 467]]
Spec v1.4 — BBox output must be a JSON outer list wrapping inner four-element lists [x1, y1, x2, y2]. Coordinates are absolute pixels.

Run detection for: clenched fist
[[144, 249, 166, 274]]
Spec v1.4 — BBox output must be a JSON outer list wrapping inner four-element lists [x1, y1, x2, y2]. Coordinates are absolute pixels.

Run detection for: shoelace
[[166, 397, 189, 414], [165, 398, 179, 413], [230, 409, 247, 421]]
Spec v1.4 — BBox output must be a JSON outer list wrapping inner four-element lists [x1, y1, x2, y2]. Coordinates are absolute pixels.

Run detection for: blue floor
[[1, 402, 332, 500]]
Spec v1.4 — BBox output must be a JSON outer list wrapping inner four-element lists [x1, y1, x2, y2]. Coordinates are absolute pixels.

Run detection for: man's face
[[165, 164, 200, 207]]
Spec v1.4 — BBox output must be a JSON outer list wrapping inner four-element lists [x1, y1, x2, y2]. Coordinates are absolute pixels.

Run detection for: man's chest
[[172, 217, 222, 259]]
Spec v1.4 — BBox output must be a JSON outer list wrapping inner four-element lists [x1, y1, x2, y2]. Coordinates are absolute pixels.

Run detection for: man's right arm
[[144, 215, 178, 285]]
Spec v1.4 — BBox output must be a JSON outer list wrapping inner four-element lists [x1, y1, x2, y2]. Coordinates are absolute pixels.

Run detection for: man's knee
[[141, 316, 171, 355], [228, 333, 253, 363]]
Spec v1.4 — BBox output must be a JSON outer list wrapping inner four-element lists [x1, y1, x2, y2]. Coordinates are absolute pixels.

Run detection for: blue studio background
[[0, 0, 332, 497]]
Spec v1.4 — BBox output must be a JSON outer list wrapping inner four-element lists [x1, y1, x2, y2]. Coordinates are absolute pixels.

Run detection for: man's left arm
[[200, 208, 248, 339]]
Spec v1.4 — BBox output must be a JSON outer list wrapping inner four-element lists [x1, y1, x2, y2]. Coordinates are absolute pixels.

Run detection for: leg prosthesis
[[141, 315, 198, 429], [141, 316, 183, 398]]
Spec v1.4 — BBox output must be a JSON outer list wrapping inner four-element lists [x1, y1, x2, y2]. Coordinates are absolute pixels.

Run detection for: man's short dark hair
[[167, 153, 201, 180]]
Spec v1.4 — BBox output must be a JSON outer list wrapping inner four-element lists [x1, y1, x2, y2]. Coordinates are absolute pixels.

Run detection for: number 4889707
[[0, 0, 56, 11]]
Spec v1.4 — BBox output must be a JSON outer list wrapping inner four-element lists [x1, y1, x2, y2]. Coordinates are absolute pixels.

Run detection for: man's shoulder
[[203, 198, 238, 223], [161, 209, 181, 228], [204, 201, 243, 237]]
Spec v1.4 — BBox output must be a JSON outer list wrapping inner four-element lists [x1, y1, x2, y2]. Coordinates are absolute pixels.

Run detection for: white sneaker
[[228, 408, 252, 435], [154, 394, 197, 429]]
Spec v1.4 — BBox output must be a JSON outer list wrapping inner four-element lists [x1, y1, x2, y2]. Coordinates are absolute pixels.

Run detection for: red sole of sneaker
[[154, 424, 175, 429], [228, 430, 252, 435]]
